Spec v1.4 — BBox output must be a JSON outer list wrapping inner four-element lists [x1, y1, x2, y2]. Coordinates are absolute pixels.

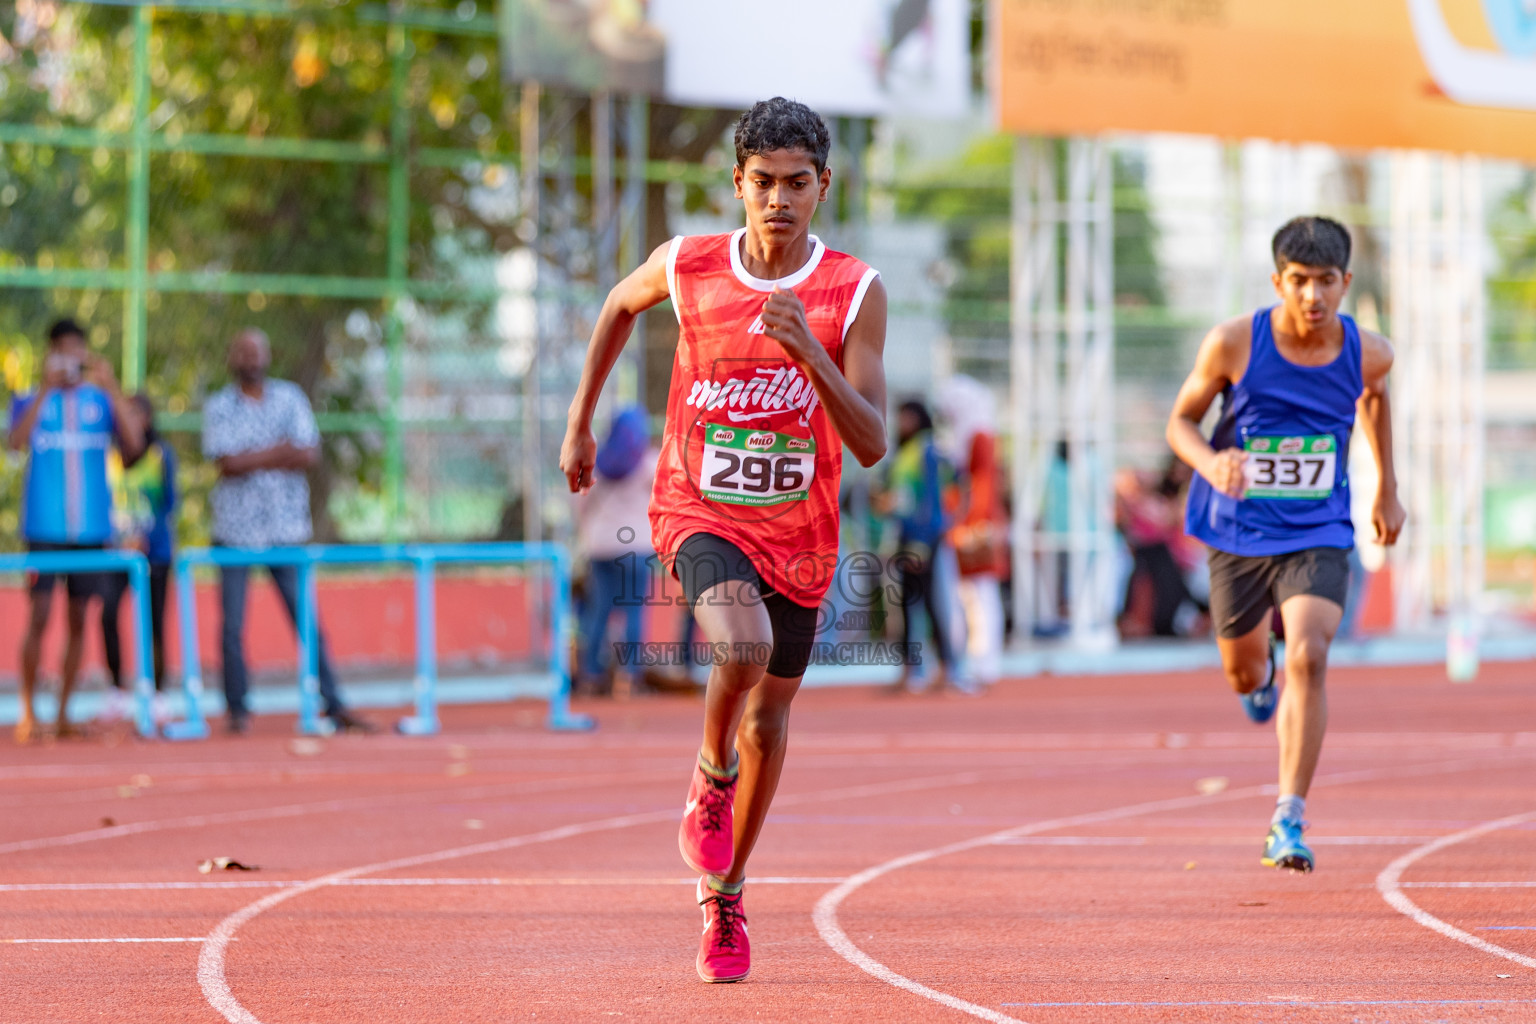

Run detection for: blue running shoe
[[1261, 818, 1315, 872], [1239, 636, 1278, 725]]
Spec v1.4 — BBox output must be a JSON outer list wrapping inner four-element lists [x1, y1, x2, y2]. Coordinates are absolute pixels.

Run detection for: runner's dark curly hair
[[734, 97, 831, 174], [1272, 216, 1352, 272]]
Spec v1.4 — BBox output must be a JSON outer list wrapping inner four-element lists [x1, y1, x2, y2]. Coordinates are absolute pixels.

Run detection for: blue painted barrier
[[0, 550, 157, 738], [170, 542, 591, 739]]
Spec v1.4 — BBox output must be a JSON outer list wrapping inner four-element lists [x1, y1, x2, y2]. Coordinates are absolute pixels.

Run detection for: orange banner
[[996, 0, 1536, 161]]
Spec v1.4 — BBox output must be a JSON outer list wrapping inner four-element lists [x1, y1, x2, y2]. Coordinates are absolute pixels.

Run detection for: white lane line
[[1376, 808, 1536, 971], [196, 766, 1047, 1024], [7, 936, 211, 944], [991, 836, 1148, 846], [198, 809, 680, 1024], [1400, 884, 1536, 890], [0, 748, 1172, 858], [1, 876, 847, 892], [990, 835, 1439, 847], [0, 769, 677, 857], [813, 785, 1270, 1024], [813, 753, 1535, 1024]]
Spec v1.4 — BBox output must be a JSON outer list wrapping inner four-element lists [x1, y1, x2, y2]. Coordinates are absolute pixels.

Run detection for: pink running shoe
[[696, 877, 750, 983], [678, 760, 736, 875]]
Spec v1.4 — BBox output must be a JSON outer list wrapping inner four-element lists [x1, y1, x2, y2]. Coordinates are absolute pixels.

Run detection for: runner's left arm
[[1357, 331, 1405, 546], [561, 242, 673, 493], [760, 278, 887, 467]]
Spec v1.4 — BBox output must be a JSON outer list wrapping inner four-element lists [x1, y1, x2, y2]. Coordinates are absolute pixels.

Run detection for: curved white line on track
[[814, 753, 1536, 1022], [198, 807, 680, 1023], [1, 747, 1194, 858], [814, 785, 1270, 1024], [194, 751, 1536, 1022], [1376, 808, 1536, 971], [197, 766, 1045, 1023]]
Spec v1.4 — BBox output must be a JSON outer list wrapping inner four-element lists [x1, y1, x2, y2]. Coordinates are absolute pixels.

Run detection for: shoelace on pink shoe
[[696, 775, 734, 836], [699, 890, 746, 952]]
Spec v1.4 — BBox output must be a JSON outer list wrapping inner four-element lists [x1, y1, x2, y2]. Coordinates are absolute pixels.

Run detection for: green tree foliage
[[1490, 172, 1536, 370], [0, 1, 522, 547]]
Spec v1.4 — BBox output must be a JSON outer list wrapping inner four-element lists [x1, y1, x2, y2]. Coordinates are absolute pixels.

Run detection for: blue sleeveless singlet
[[1184, 307, 1361, 557]]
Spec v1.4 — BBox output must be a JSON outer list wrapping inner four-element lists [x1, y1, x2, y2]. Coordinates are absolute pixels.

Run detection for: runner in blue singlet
[[1167, 217, 1406, 872]]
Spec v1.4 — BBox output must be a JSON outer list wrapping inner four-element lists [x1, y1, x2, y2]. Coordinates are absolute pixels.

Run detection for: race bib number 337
[[1244, 434, 1336, 500], [698, 426, 816, 506]]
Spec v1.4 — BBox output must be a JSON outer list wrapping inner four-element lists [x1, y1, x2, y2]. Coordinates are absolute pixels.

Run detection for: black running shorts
[[1207, 546, 1351, 639], [26, 541, 110, 601], [672, 532, 820, 679]]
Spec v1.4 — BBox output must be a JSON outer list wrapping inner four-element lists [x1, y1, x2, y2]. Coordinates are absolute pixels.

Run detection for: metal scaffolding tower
[[0, 3, 677, 543], [1388, 151, 1486, 679], [1009, 137, 1118, 648]]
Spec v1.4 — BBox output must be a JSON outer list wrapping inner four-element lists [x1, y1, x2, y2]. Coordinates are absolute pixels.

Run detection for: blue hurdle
[[167, 541, 592, 739], [168, 546, 313, 740], [0, 549, 157, 738]]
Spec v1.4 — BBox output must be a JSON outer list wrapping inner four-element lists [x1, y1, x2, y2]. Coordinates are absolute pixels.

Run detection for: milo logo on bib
[[1243, 434, 1337, 500], [697, 426, 816, 507]]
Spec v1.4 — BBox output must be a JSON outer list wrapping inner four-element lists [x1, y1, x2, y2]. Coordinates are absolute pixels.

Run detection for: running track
[[2, 662, 1533, 1023]]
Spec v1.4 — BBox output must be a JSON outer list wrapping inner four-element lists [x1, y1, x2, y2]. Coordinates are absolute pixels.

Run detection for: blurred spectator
[[938, 376, 1006, 683], [98, 394, 177, 726], [6, 319, 144, 743], [1115, 457, 1208, 638], [881, 400, 958, 692], [202, 328, 373, 735], [1038, 441, 1072, 634], [575, 406, 656, 697]]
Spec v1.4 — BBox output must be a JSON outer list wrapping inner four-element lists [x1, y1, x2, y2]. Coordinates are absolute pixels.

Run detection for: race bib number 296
[[1244, 434, 1336, 499], [697, 426, 816, 506]]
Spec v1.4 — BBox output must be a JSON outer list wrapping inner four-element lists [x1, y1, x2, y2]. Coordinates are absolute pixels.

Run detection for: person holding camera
[[6, 318, 144, 743]]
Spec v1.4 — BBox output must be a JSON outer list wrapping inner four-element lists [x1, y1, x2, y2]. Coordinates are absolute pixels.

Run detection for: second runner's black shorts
[[672, 532, 820, 679], [1207, 546, 1350, 639]]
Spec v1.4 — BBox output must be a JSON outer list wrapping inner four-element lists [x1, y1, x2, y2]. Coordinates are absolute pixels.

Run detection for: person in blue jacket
[[6, 319, 144, 743]]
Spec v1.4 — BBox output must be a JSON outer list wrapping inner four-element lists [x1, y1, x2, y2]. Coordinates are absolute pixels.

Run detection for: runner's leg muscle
[[1215, 616, 1270, 695], [1276, 594, 1342, 799], [693, 578, 772, 772], [725, 671, 803, 884]]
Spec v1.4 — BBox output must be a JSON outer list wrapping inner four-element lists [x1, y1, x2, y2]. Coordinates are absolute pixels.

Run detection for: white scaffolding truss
[[1010, 137, 1118, 647], [1387, 151, 1486, 678]]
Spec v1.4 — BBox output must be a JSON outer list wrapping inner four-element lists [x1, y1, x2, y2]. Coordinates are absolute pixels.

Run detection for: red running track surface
[[1, 662, 1533, 1023]]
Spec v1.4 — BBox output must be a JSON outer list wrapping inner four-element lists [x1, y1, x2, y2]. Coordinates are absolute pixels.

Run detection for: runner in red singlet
[[561, 98, 888, 984]]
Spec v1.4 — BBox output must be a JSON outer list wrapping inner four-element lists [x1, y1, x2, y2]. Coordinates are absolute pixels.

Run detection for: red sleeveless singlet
[[649, 229, 880, 607]]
